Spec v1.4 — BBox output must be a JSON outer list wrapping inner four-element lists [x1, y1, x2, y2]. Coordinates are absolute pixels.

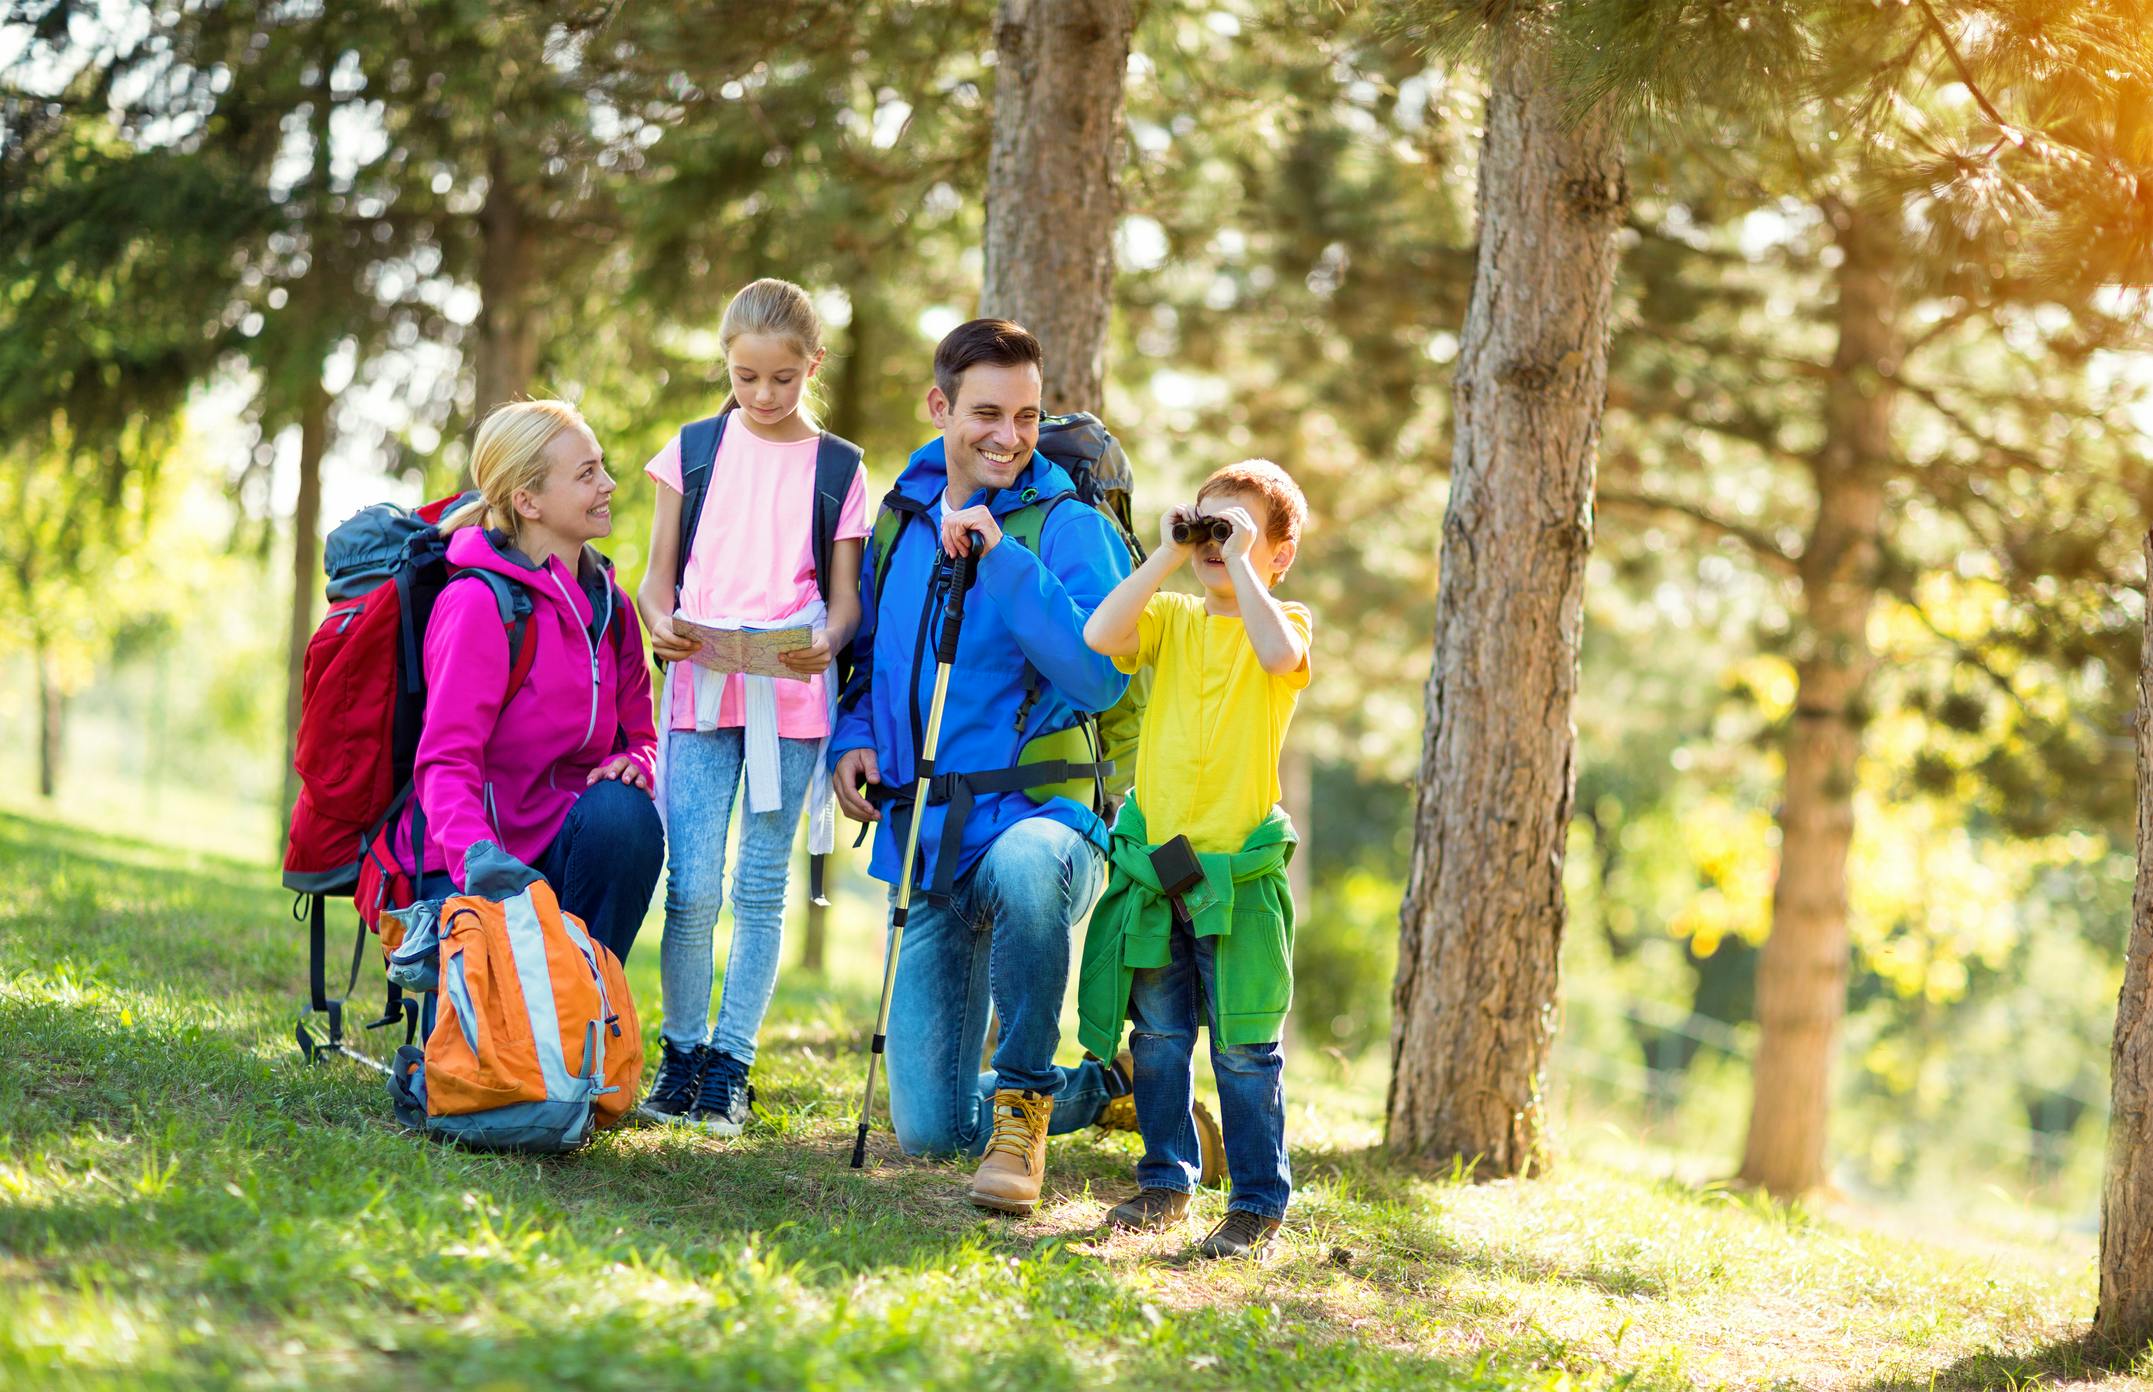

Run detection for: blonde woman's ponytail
[[441, 400, 589, 540]]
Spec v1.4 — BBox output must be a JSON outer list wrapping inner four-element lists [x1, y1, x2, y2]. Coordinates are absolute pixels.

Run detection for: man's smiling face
[[929, 360, 1042, 501]]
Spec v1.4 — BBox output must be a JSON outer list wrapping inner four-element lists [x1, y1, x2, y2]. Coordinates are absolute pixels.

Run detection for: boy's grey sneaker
[[1105, 1187, 1190, 1231], [635, 1039, 703, 1124], [1194, 1210, 1281, 1261], [689, 1049, 754, 1136]]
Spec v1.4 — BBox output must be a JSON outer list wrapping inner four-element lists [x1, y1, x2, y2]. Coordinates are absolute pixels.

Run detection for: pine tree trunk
[[281, 382, 329, 828], [980, 0, 1133, 417], [472, 142, 541, 423], [2100, 531, 2153, 1346], [1384, 28, 1624, 1177], [35, 633, 63, 800], [830, 284, 877, 441], [1737, 197, 1897, 1198]]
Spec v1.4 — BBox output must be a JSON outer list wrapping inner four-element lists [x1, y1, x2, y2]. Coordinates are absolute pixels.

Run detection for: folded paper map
[[671, 616, 815, 682]]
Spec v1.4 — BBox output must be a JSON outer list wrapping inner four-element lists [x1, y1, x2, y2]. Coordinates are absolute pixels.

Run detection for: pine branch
[[1910, 0, 2012, 132], [1596, 482, 1801, 574]]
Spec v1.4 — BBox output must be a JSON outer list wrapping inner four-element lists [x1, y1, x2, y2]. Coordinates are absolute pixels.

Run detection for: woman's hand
[[644, 607, 698, 665], [779, 629, 833, 676], [587, 754, 652, 795]]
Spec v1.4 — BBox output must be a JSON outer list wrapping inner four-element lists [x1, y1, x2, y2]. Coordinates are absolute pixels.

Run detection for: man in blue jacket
[[832, 319, 1133, 1215]]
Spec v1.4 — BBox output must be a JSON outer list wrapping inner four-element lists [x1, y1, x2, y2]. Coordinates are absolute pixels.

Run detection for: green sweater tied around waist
[[1076, 796, 1298, 1057]]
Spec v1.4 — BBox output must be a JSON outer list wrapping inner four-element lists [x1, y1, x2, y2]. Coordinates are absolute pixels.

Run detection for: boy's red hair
[[1196, 458, 1307, 548]]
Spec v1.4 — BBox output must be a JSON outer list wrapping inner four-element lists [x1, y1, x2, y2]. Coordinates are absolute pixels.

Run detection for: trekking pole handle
[[938, 547, 978, 664]]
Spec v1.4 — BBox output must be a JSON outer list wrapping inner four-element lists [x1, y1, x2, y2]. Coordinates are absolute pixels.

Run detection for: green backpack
[[866, 413, 1150, 815]]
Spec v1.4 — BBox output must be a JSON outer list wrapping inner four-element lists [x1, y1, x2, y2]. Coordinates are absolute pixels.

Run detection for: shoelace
[[699, 1054, 749, 1114], [649, 1046, 701, 1109], [1213, 1211, 1271, 1247], [984, 1098, 1037, 1160]]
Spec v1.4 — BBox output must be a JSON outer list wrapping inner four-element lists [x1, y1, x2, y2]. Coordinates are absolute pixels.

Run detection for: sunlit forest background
[[6, 0, 2146, 1243]]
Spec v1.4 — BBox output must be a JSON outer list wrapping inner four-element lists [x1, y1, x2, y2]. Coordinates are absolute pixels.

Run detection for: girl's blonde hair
[[441, 399, 590, 537], [718, 277, 824, 415]]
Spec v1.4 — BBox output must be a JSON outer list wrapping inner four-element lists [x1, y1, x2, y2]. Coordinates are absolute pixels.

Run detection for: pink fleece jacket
[[394, 527, 658, 888]]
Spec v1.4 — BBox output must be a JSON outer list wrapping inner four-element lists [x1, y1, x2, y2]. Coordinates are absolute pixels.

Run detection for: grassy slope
[[0, 811, 2123, 1391]]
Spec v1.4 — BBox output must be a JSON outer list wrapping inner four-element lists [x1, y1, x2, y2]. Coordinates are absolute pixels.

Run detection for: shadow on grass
[[0, 812, 1678, 1392], [1863, 1330, 2146, 1391]]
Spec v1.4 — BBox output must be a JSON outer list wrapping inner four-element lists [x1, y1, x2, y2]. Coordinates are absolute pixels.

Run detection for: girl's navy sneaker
[[691, 1049, 754, 1136], [636, 1039, 704, 1124]]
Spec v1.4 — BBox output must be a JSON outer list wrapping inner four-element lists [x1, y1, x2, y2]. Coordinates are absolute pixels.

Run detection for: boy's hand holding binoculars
[[1162, 503, 1258, 563]]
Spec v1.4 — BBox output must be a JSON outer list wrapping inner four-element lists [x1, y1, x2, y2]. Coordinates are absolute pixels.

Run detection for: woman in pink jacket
[[393, 399, 663, 961]]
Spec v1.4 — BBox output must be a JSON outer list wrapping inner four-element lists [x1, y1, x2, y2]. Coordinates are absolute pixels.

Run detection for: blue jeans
[[885, 816, 1111, 1157], [658, 729, 820, 1062], [415, 777, 664, 964], [1128, 922, 1292, 1220]]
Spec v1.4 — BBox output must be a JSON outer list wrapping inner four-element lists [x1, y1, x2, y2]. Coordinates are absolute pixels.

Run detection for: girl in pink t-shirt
[[633, 278, 869, 1133]]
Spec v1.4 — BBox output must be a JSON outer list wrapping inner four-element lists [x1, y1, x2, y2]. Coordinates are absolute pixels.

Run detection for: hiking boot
[[1105, 1187, 1190, 1232], [1094, 1051, 1138, 1132], [689, 1049, 754, 1137], [967, 1088, 1053, 1215], [1194, 1210, 1281, 1261], [1191, 1099, 1226, 1189], [1091, 1051, 1224, 1191], [635, 1039, 703, 1124]]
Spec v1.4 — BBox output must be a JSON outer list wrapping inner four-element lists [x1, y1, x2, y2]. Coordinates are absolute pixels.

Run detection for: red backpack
[[284, 492, 537, 1064]]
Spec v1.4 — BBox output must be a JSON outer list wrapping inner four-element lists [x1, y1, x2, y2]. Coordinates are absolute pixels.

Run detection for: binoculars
[[1172, 516, 1234, 546]]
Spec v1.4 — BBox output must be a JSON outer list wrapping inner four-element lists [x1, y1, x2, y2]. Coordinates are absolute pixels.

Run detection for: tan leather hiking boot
[[1094, 1051, 1138, 1132], [967, 1088, 1053, 1215]]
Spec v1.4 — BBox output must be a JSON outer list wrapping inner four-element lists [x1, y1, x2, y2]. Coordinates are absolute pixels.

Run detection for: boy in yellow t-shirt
[[1079, 459, 1311, 1260]]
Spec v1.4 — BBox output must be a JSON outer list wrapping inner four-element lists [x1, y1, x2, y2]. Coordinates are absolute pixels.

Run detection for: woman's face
[[515, 422, 615, 545]]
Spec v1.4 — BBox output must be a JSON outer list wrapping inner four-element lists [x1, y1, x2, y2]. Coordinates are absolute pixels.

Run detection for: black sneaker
[[1194, 1210, 1281, 1261], [689, 1049, 754, 1136], [636, 1039, 703, 1125]]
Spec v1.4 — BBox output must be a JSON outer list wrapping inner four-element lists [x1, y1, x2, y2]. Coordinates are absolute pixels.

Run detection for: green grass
[[0, 810, 2127, 1391]]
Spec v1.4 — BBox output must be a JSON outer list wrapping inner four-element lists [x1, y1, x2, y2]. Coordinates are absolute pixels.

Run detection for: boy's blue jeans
[[657, 728, 820, 1062], [1128, 921, 1292, 1220], [884, 815, 1115, 1157]]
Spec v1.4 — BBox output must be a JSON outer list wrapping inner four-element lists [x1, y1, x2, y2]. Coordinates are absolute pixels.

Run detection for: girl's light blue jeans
[[658, 727, 819, 1062]]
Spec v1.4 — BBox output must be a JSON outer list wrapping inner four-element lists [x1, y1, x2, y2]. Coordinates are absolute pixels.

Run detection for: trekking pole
[[852, 541, 980, 1168]]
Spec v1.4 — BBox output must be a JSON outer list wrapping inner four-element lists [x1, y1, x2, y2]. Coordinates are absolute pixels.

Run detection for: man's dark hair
[[933, 318, 1043, 404]]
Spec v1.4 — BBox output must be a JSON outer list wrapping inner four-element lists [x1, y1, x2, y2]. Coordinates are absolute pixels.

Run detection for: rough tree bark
[[1384, 28, 1625, 1177], [980, 0, 1133, 416], [472, 142, 542, 422], [2099, 532, 2153, 1347], [1737, 197, 1897, 1198], [34, 632, 63, 799], [280, 381, 329, 827]]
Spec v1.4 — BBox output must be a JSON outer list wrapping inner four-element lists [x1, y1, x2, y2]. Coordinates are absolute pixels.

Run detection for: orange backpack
[[386, 844, 642, 1150]]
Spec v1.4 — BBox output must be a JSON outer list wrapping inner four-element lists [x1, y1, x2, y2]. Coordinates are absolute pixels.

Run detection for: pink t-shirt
[[645, 418, 870, 737]]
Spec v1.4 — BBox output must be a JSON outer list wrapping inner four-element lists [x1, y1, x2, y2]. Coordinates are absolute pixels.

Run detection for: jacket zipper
[[484, 781, 503, 840], [543, 565, 603, 751]]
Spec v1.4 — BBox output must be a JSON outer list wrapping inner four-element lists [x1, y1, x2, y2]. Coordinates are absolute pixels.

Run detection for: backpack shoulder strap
[[868, 488, 930, 608], [450, 569, 539, 700], [810, 431, 865, 606], [1001, 490, 1075, 556], [674, 411, 730, 600]]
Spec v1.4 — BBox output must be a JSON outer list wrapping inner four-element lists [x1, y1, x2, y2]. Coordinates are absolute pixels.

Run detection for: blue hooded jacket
[[830, 436, 1131, 894]]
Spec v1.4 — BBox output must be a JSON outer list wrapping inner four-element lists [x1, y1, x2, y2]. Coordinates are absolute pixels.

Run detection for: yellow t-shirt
[[1111, 589, 1313, 854]]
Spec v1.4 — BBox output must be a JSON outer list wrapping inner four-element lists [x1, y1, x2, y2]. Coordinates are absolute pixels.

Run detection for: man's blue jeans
[[884, 815, 1112, 1158], [1127, 921, 1292, 1220]]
